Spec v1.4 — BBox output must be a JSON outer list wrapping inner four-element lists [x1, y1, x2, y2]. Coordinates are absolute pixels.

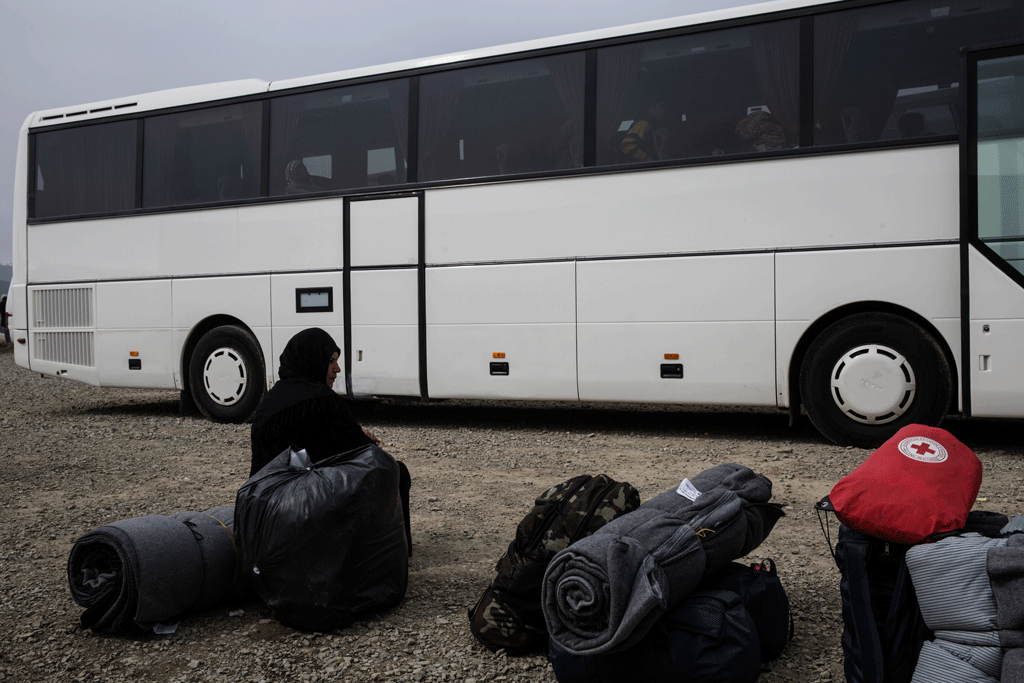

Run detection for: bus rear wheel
[[799, 313, 952, 448], [189, 325, 265, 423]]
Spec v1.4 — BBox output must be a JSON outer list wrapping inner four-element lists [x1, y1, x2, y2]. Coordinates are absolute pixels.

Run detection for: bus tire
[[799, 312, 952, 448], [188, 325, 265, 423]]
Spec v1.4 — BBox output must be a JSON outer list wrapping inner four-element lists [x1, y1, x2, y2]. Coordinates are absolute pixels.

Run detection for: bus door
[[964, 45, 1024, 417], [345, 193, 425, 398]]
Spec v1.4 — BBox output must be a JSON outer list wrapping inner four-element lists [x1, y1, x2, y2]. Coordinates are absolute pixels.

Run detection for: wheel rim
[[829, 343, 915, 425], [202, 347, 248, 406]]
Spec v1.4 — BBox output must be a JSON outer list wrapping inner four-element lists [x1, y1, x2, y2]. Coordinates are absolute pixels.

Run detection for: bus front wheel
[[799, 313, 952, 448], [189, 325, 265, 423]]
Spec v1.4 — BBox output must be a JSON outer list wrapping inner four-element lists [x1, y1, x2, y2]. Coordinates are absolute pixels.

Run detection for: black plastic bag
[[235, 444, 408, 631]]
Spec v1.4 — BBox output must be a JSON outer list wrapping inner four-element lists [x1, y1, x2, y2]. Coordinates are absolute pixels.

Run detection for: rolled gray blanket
[[989, 534, 1024, 683], [542, 463, 779, 655], [989, 534, 1024, 630], [67, 506, 245, 633]]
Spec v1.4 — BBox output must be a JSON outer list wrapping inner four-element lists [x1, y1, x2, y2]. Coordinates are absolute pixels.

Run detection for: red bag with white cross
[[824, 424, 982, 544]]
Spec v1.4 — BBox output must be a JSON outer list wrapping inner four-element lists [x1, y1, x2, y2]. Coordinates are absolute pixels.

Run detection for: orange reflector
[[664, 353, 679, 360], [130, 351, 139, 357], [493, 352, 505, 358]]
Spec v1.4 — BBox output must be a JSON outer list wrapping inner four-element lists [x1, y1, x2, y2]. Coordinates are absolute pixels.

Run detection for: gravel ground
[[2, 340, 1023, 683]]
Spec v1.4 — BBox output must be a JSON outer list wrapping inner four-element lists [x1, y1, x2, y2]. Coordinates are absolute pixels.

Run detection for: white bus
[[9, 0, 1024, 447]]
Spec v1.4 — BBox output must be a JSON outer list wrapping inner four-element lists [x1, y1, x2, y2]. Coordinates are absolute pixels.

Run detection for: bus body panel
[[238, 200, 345, 273], [11, 116, 30, 354], [25, 200, 343, 286], [171, 275, 271, 330], [775, 320, 805, 409], [578, 321, 776, 404], [94, 329, 176, 388], [969, 247, 1024, 417], [93, 280, 175, 388], [426, 323, 578, 400], [775, 245, 961, 323], [97, 280, 172, 329], [9, 283, 28, 368], [269, 271, 346, 385], [426, 262, 575, 325], [426, 262, 577, 399], [269, 272, 345, 329], [424, 147, 958, 265], [350, 197, 419, 267], [350, 269, 420, 397], [28, 216, 160, 283], [576, 253, 776, 403], [576, 254, 774, 323]]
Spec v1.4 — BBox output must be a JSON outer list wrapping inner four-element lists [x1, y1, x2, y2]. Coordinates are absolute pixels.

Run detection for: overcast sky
[[0, 0, 763, 265]]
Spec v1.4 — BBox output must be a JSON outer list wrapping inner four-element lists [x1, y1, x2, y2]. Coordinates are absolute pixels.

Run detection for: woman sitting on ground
[[249, 327, 411, 549]]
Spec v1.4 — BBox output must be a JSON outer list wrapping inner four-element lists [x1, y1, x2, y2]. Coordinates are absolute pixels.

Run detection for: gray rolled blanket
[[542, 463, 780, 655], [67, 506, 247, 633], [988, 533, 1024, 683]]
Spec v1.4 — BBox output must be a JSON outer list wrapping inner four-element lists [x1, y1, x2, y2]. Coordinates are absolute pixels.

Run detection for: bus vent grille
[[32, 331, 95, 367], [32, 287, 94, 328]]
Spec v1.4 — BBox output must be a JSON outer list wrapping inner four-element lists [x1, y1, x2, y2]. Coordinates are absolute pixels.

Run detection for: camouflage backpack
[[468, 474, 640, 654]]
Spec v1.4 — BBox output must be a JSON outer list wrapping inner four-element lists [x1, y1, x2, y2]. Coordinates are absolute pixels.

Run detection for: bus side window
[[143, 102, 263, 209], [269, 79, 409, 196], [812, 0, 1024, 147], [418, 53, 585, 182], [595, 19, 800, 167], [32, 121, 137, 219]]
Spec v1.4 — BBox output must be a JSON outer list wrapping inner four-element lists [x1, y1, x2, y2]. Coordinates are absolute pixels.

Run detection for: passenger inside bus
[[282, 160, 331, 194], [735, 110, 787, 152], [249, 327, 412, 551], [619, 102, 669, 162]]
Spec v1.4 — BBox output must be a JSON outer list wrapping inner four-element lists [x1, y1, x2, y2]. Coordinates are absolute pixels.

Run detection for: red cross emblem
[[898, 436, 948, 463], [909, 442, 935, 456]]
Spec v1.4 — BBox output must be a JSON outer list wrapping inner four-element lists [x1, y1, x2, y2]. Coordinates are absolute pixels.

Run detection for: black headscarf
[[249, 328, 372, 476], [252, 327, 339, 422]]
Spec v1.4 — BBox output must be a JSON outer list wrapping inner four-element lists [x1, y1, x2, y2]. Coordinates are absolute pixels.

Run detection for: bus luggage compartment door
[[577, 254, 776, 405]]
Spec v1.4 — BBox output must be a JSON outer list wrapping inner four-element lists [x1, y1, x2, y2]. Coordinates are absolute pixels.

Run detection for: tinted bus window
[[270, 79, 409, 196], [143, 102, 263, 208], [813, 0, 1024, 146], [33, 121, 137, 219], [596, 20, 800, 166], [418, 53, 585, 181]]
